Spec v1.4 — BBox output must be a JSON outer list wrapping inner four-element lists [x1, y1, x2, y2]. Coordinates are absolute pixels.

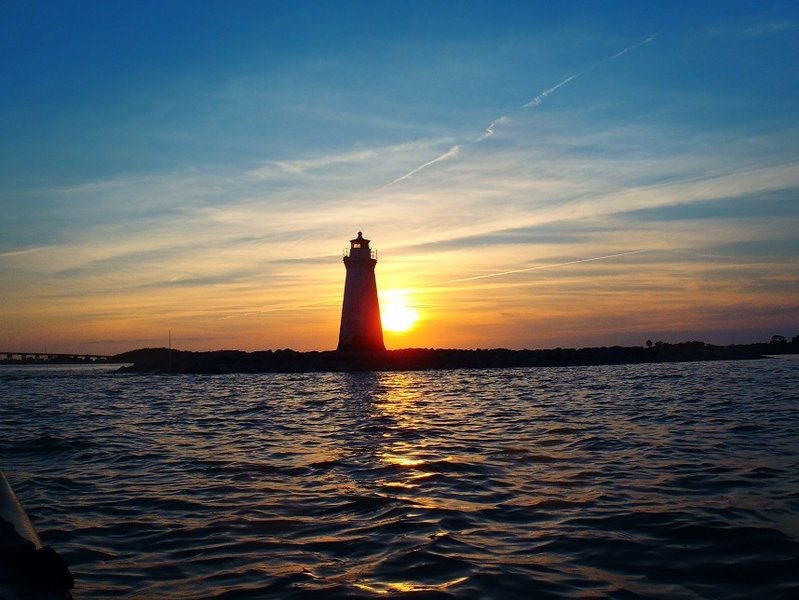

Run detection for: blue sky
[[1, 1, 797, 353]]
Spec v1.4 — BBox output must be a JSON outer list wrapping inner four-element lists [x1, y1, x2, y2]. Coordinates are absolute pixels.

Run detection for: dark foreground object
[[0, 472, 75, 599], [113, 341, 795, 374]]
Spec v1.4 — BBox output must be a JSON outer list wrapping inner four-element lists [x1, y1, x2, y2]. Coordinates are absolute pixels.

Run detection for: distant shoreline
[[106, 341, 799, 374]]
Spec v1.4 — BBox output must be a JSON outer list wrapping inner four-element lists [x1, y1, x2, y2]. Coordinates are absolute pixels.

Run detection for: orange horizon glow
[[2, 236, 797, 356]]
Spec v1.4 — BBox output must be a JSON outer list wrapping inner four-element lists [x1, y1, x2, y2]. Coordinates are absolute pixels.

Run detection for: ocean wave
[[2, 360, 798, 598]]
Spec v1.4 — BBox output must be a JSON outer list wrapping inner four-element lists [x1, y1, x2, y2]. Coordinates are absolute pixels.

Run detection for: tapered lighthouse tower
[[337, 232, 385, 352]]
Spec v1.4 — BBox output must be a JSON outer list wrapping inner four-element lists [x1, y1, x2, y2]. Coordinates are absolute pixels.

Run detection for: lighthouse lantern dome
[[350, 232, 370, 249]]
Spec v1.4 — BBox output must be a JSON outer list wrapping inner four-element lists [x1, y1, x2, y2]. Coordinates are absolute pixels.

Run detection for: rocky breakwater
[[111, 341, 782, 375]]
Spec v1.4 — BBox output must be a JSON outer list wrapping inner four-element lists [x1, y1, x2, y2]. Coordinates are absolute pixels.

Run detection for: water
[[2, 359, 798, 599]]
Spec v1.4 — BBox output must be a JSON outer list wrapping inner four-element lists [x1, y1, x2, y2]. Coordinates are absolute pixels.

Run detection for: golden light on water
[[354, 576, 469, 595], [380, 290, 420, 333]]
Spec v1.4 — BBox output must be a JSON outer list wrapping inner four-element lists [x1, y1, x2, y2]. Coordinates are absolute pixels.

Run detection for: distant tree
[[646, 339, 653, 348], [770, 335, 788, 345], [793, 335, 799, 344], [685, 340, 706, 348]]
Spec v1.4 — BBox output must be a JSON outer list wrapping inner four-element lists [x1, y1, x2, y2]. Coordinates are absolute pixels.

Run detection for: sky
[[1, 0, 798, 354]]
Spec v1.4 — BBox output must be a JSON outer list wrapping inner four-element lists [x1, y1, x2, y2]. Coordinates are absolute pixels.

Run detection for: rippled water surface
[[2, 359, 799, 599]]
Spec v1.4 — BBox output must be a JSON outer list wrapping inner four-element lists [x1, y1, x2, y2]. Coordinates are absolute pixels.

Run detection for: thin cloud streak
[[388, 145, 461, 185], [523, 74, 582, 108], [477, 116, 511, 141], [445, 249, 649, 283], [0, 246, 53, 258], [249, 148, 377, 179], [608, 34, 657, 60], [523, 34, 656, 108]]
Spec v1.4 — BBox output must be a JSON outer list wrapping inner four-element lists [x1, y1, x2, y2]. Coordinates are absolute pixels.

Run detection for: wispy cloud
[[703, 21, 798, 38], [0, 246, 52, 258], [445, 249, 649, 283], [249, 148, 377, 179], [743, 21, 798, 35]]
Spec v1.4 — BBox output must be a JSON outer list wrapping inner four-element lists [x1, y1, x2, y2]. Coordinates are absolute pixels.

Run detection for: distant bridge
[[1, 351, 112, 363]]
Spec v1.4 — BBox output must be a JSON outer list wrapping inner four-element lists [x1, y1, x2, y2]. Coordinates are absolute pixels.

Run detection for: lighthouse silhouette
[[337, 232, 385, 352]]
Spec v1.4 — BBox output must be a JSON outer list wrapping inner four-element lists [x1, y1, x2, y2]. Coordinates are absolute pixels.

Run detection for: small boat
[[0, 471, 74, 599]]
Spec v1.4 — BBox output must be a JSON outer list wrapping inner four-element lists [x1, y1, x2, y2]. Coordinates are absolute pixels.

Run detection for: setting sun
[[381, 291, 420, 333]]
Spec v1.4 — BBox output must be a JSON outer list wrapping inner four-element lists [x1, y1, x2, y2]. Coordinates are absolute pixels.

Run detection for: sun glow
[[380, 290, 420, 333]]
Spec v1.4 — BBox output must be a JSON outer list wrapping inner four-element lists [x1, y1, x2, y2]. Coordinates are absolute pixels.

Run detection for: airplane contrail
[[522, 73, 582, 108], [521, 34, 657, 110], [389, 33, 657, 185], [477, 115, 511, 141], [446, 249, 648, 283], [608, 34, 657, 60], [388, 145, 460, 186]]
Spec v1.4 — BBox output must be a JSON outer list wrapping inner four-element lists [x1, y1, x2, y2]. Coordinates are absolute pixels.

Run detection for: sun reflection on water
[[382, 453, 426, 468], [354, 575, 469, 595], [373, 373, 431, 484]]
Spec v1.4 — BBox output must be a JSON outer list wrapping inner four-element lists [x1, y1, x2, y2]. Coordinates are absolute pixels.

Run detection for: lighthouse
[[337, 232, 385, 352]]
